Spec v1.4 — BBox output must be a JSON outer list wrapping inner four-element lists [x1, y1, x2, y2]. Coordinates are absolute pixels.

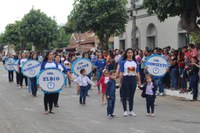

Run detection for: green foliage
[[53, 27, 71, 48], [144, 0, 200, 36], [68, 0, 128, 49], [1, 21, 21, 45], [190, 32, 200, 44], [19, 9, 58, 51]]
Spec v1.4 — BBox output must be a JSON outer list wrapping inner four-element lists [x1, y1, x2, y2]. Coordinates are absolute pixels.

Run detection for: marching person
[[41, 51, 59, 114], [140, 74, 157, 117], [97, 69, 109, 105], [18, 53, 28, 88], [7, 53, 15, 82], [74, 69, 95, 105], [54, 54, 71, 107], [106, 70, 117, 118], [119, 48, 141, 117], [30, 52, 39, 97], [15, 54, 22, 86]]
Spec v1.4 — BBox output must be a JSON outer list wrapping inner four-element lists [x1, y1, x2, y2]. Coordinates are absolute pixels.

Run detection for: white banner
[[5, 59, 15, 71], [37, 69, 66, 93], [72, 58, 93, 76], [21, 60, 41, 78], [145, 54, 169, 77]]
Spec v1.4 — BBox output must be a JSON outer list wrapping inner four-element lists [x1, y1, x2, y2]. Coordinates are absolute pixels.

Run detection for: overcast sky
[[0, 0, 74, 33]]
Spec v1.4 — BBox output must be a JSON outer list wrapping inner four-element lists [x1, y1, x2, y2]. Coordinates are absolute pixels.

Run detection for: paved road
[[0, 63, 200, 133]]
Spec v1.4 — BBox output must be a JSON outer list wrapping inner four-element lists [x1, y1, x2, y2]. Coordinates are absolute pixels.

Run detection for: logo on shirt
[[127, 66, 136, 74]]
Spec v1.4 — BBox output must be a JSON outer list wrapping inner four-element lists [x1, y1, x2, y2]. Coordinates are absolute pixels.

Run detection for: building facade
[[114, 0, 188, 50]]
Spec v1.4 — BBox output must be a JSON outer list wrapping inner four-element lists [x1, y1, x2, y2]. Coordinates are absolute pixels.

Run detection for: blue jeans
[[107, 97, 115, 115], [154, 77, 164, 93], [181, 69, 187, 89], [79, 86, 88, 104], [170, 67, 178, 89], [190, 74, 199, 100], [96, 69, 103, 91], [66, 77, 71, 86]]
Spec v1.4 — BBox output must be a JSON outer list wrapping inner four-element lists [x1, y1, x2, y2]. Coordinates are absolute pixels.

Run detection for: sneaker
[[44, 111, 48, 115], [19, 86, 22, 88], [160, 93, 164, 96], [107, 114, 112, 119], [145, 113, 150, 116], [98, 91, 100, 94], [26, 86, 28, 89], [150, 113, 155, 117], [123, 111, 128, 117], [111, 114, 116, 117], [129, 111, 136, 117]]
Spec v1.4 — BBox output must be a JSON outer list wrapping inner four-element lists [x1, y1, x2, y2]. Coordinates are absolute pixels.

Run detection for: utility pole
[[131, 0, 137, 49]]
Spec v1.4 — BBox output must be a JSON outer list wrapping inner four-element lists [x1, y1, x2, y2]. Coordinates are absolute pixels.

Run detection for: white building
[[114, 0, 188, 50]]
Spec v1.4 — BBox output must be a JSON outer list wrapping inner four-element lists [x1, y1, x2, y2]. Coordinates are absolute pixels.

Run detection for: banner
[[144, 54, 169, 77], [21, 60, 41, 78], [37, 69, 66, 93], [72, 58, 93, 76], [4, 59, 15, 71]]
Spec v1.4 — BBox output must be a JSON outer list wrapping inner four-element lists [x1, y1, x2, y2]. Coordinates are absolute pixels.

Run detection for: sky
[[0, 0, 74, 33]]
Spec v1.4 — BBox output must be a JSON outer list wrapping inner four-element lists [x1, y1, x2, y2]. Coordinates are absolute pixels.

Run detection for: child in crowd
[[97, 69, 109, 105], [106, 70, 117, 118], [141, 74, 157, 117], [74, 69, 95, 105]]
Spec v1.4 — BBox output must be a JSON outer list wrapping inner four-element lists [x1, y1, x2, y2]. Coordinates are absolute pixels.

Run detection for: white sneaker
[[160, 93, 164, 96], [129, 111, 137, 117], [123, 111, 128, 117], [26, 86, 28, 89]]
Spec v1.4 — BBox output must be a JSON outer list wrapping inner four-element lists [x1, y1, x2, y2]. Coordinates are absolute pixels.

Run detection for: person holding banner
[[18, 53, 28, 88], [7, 53, 15, 82], [30, 52, 39, 97], [41, 51, 59, 114], [54, 54, 71, 107], [119, 48, 141, 117]]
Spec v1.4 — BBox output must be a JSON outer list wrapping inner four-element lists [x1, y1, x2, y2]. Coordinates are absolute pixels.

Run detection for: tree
[[68, 0, 128, 50], [53, 27, 71, 48], [19, 9, 58, 51], [144, 0, 200, 36]]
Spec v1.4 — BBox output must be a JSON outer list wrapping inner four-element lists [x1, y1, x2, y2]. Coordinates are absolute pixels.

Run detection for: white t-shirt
[[44, 62, 57, 69], [120, 60, 139, 76], [104, 77, 109, 84]]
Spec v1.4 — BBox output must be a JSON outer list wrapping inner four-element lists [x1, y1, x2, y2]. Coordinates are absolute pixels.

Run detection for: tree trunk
[[98, 34, 109, 50]]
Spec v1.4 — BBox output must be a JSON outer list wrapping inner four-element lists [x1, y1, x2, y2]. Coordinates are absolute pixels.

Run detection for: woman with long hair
[[41, 51, 58, 114], [30, 52, 38, 97], [54, 54, 71, 107], [119, 48, 141, 117]]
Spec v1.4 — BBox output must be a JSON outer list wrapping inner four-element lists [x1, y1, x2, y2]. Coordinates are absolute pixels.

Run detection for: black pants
[[146, 95, 155, 113], [30, 77, 37, 96], [121, 76, 137, 111], [53, 93, 59, 106], [44, 93, 54, 111], [16, 72, 20, 84], [19, 68, 27, 87], [8, 71, 14, 81]]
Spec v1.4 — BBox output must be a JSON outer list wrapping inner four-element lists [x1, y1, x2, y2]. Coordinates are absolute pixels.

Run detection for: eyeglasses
[[105, 73, 108, 74]]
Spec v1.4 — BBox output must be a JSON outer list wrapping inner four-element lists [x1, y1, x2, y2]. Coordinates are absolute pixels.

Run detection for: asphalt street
[[0, 63, 200, 133]]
